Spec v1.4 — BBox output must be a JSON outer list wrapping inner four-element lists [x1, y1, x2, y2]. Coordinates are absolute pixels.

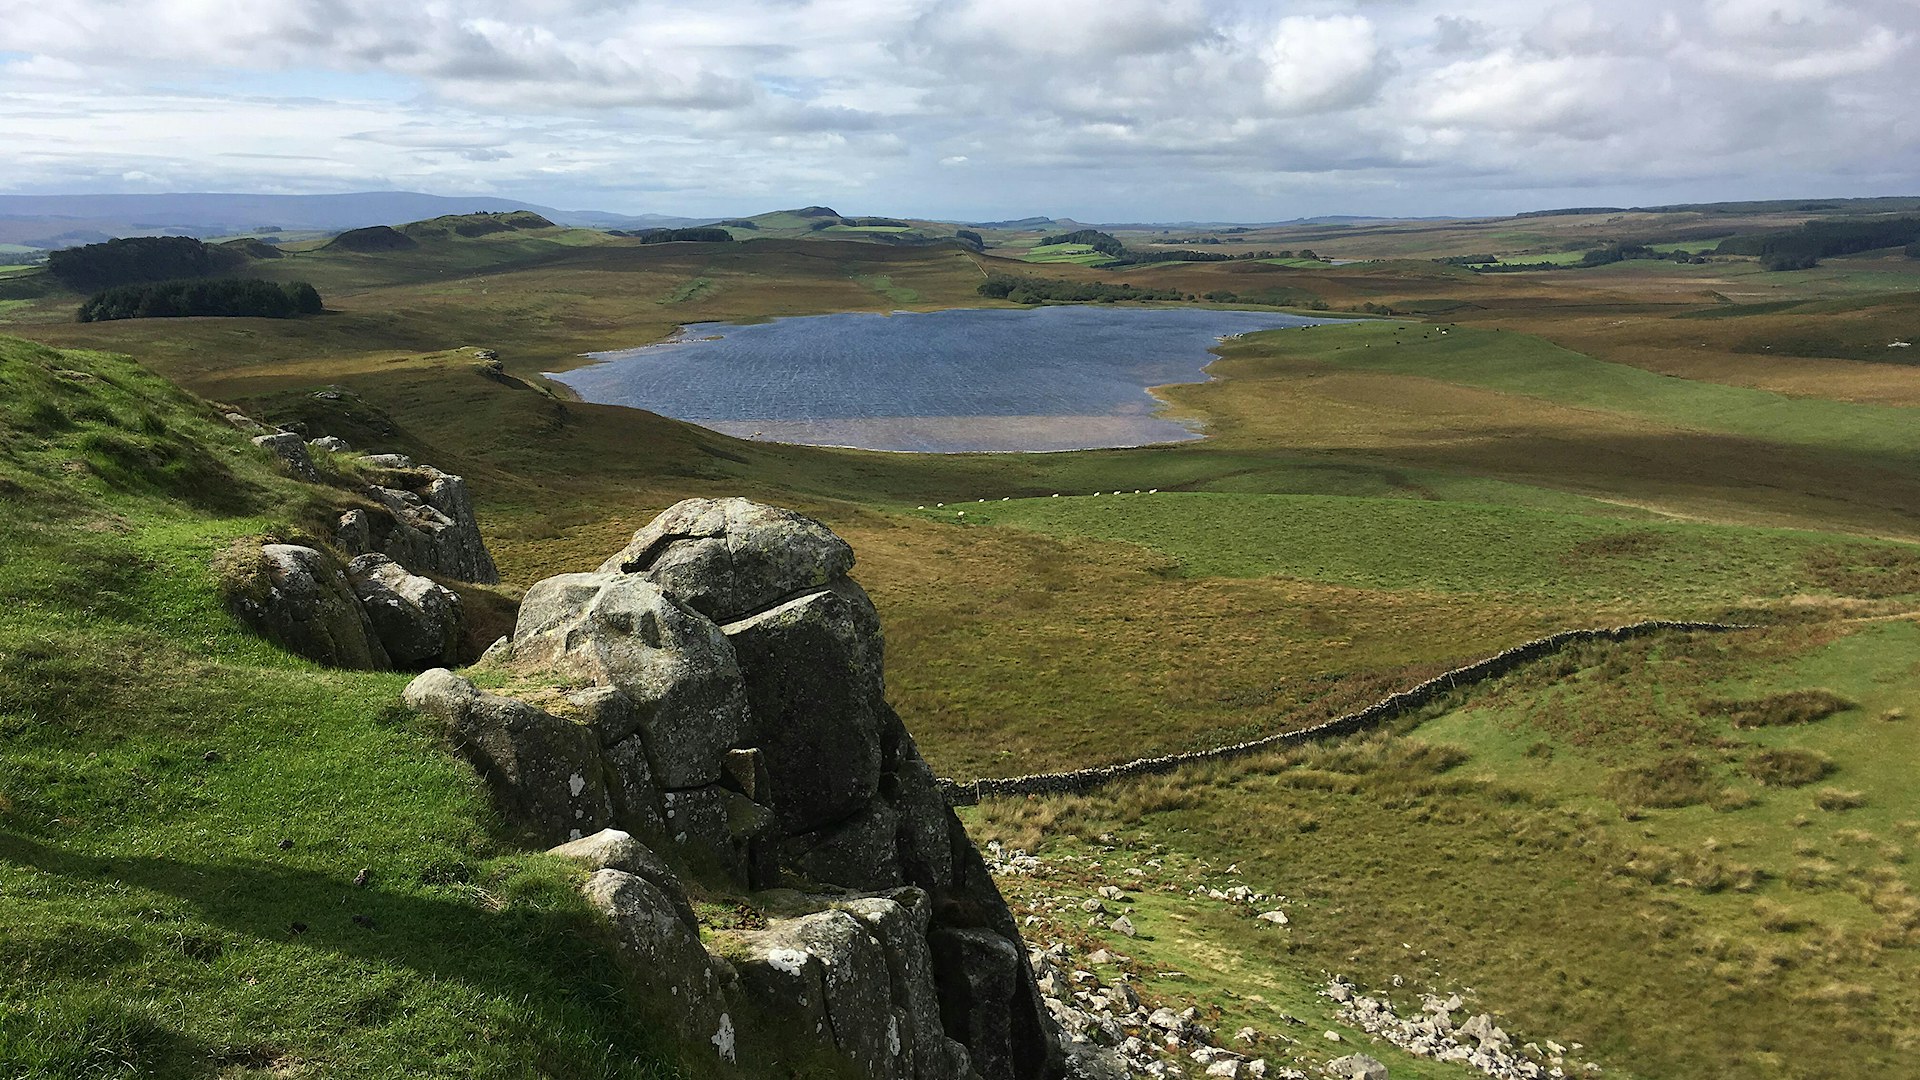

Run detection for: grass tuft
[[1605, 753, 1718, 809], [1707, 688, 1857, 729], [1745, 747, 1835, 787]]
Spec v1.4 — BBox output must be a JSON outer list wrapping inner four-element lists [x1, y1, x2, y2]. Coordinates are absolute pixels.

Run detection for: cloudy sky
[[2, 0, 1916, 221]]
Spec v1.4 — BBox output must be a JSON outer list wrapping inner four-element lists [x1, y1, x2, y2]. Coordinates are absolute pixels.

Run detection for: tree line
[[1717, 216, 1920, 270], [48, 235, 246, 291], [977, 274, 1183, 304], [628, 227, 735, 244], [77, 279, 323, 322]]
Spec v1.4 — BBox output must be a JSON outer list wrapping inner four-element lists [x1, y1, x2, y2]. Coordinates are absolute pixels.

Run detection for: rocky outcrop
[[251, 431, 319, 482], [347, 554, 462, 669], [230, 544, 390, 670], [338, 459, 499, 584], [406, 498, 1061, 1080]]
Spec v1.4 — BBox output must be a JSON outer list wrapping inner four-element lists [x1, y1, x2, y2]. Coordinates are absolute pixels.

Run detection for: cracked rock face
[[406, 497, 1060, 1080], [346, 553, 462, 670], [341, 462, 499, 584], [599, 497, 856, 622], [236, 544, 390, 670]]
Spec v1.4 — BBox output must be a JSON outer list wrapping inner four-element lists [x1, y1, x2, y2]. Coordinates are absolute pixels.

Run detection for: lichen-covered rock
[[931, 927, 1056, 1080], [403, 668, 613, 844], [723, 580, 887, 833], [548, 829, 697, 930], [309, 435, 351, 452], [1326, 1054, 1389, 1080], [583, 868, 736, 1063], [230, 543, 390, 670], [663, 784, 775, 884], [336, 508, 373, 555], [841, 889, 976, 1080], [732, 893, 975, 1080], [251, 431, 319, 482], [782, 800, 902, 893], [346, 553, 462, 669], [512, 571, 750, 788], [600, 497, 855, 622], [359, 462, 499, 583]]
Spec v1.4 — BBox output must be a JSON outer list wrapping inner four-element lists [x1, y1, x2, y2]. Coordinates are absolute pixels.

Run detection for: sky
[[1, 0, 1917, 222]]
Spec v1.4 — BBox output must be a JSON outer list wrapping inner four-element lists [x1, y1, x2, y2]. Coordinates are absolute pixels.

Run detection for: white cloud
[[0, 0, 1914, 218], [1262, 15, 1389, 114]]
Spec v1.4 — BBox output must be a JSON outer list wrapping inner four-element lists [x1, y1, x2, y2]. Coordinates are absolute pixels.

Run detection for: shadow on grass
[[0, 830, 680, 1076]]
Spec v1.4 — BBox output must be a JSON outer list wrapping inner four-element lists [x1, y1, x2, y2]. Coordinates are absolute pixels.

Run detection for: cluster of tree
[[977, 274, 1184, 304], [953, 229, 984, 250], [633, 227, 735, 244], [1578, 244, 1707, 267], [1039, 229, 1126, 257], [715, 219, 760, 230], [47, 235, 245, 291], [1108, 248, 1301, 267], [1716, 216, 1920, 269], [77, 278, 323, 322], [1469, 245, 1707, 273]]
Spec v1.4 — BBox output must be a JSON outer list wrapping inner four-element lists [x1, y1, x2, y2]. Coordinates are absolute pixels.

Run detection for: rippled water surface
[[550, 306, 1342, 452]]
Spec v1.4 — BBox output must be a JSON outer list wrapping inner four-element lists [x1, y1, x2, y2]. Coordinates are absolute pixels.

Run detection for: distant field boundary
[[938, 620, 1754, 805]]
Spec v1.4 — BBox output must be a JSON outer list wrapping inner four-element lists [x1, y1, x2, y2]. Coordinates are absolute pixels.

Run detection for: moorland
[[2, 198, 1919, 1079]]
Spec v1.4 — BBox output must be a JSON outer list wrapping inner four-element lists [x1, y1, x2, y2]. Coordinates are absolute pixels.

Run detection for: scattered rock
[[1109, 915, 1137, 937], [1326, 1053, 1387, 1080], [251, 432, 319, 482], [309, 435, 351, 452]]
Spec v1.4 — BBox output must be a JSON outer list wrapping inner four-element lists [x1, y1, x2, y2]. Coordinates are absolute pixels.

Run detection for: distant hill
[[0, 192, 702, 247]]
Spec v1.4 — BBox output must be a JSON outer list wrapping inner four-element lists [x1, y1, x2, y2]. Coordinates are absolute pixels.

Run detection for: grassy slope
[[973, 619, 1920, 1080], [0, 337, 690, 1078]]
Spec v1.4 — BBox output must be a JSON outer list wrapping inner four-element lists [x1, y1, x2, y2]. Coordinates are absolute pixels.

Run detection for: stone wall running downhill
[[937, 620, 1754, 806]]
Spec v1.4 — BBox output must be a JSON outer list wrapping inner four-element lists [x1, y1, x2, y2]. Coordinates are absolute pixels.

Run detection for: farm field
[[2, 202, 1918, 1078]]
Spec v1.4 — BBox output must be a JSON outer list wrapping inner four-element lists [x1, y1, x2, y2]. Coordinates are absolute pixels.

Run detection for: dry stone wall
[[938, 621, 1752, 805]]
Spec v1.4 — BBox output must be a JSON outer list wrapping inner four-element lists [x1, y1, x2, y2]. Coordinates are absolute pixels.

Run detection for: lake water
[[550, 306, 1341, 452]]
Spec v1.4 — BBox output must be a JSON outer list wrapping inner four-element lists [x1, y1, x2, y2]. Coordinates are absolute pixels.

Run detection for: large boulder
[[346, 554, 462, 669], [228, 543, 389, 670], [599, 497, 855, 622], [403, 669, 614, 844], [511, 571, 751, 789], [724, 581, 887, 834], [404, 498, 1060, 1080], [931, 928, 1055, 1080]]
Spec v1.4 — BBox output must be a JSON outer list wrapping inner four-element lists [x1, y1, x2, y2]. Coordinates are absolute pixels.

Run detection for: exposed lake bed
[[549, 306, 1342, 452]]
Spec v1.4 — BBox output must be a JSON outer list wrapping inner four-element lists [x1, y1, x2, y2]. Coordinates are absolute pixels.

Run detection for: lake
[[549, 306, 1342, 453]]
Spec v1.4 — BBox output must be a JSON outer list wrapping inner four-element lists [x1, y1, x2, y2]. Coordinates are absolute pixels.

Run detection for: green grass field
[[1022, 243, 1116, 266], [936, 492, 1920, 608]]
